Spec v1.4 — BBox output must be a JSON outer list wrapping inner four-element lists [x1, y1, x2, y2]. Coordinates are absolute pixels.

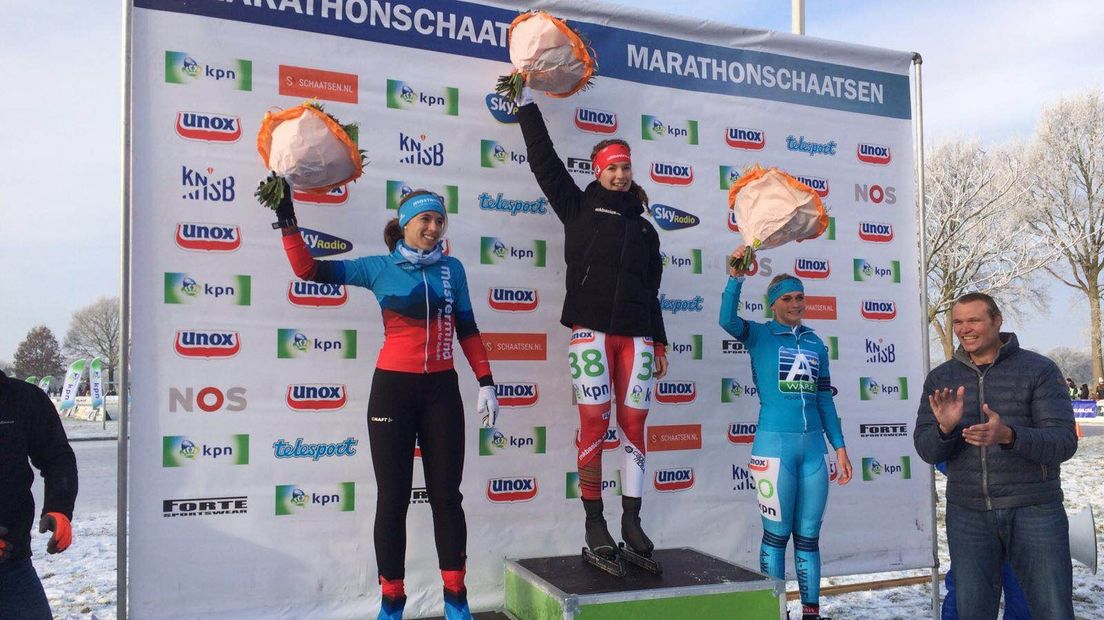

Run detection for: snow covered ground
[[30, 422, 1104, 619]]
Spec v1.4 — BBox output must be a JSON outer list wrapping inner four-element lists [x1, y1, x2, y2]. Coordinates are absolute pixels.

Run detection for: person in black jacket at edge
[[914, 293, 1077, 620], [0, 370, 78, 619], [514, 87, 669, 564]]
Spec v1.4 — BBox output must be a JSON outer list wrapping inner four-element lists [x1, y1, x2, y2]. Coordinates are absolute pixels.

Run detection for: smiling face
[[952, 300, 1003, 363], [772, 291, 806, 326], [598, 161, 633, 192], [402, 211, 445, 251]]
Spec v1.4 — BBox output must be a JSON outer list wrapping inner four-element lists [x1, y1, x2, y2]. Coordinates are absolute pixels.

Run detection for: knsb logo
[[176, 223, 241, 252], [656, 381, 696, 405], [854, 259, 902, 283], [732, 464, 755, 492], [574, 107, 618, 133], [277, 329, 358, 359], [286, 384, 347, 411], [650, 162, 694, 186], [385, 181, 459, 213], [299, 227, 353, 257], [854, 183, 897, 205], [479, 237, 547, 266], [488, 287, 538, 312], [661, 249, 703, 273], [287, 281, 348, 308], [786, 135, 838, 157], [566, 471, 622, 499], [174, 331, 240, 359], [728, 422, 757, 444], [164, 273, 251, 305], [794, 174, 829, 198], [864, 338, 895, 364], [181, 165, 235, 202], [722, 378, 758, 402], [478, 192, 548, 216], [163, 434, 249, 467], [279, 64, 358, 103], [486, 477, 538, 503], [485, 93, 518, 123], [175, 112, 241, 143], [857, 143, 892, 165], [496, 382, 539, 407], [859, 377, 909, 401], [859, 222, 894, 243], [861, 300, 898, 321], [478, 427, 548, 456], [294, 185, 348, 205], [168, 386, 247, 413], [669, 335, 702, 360], [720, 166, 741, 191], [480, 139, 526, 168], [794, 258, 830, 279], [399, 132, 445, 166], [647, 424, 703, 452], [659, 294, 704, 314], [386, 79, 459, 115], [654, 467, 695, 492], [862, 457, 912, 481], [164, 52, 252, 90], [725, 127, 766, 150], [275, 482, 355, 515], [651, 204, 700, 231], [641, 115, 699, 144]]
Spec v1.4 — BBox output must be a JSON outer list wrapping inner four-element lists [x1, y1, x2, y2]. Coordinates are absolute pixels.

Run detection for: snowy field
[[30, 421, 1104, 619]]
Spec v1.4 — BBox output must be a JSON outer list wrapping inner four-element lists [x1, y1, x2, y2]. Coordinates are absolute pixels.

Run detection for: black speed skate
[[619, 496, 662, 575], [581, 499, 626, 577]]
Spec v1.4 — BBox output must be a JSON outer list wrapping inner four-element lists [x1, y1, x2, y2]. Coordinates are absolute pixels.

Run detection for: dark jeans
[[0, 558, 52, 620], [946, 501, 1073, 620], [943, 564, 1031, 620]]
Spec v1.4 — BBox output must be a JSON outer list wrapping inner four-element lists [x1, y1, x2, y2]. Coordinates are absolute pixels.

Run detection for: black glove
[[0, 525, 9, 563], [275, 178, 296, 226]]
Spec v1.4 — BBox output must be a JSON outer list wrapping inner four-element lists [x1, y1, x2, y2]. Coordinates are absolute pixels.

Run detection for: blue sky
[[1, 0, 1102, 363]]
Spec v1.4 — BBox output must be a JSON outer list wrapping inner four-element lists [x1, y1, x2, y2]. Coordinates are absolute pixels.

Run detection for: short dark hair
[[953, 292, 1002, 319]]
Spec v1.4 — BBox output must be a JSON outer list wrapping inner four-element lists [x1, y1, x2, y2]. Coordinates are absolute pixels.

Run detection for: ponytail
[[383, 218, 402, 251]]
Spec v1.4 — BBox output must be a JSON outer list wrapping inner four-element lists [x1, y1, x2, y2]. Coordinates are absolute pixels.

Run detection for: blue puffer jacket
[[913, 333, 1077, 511]]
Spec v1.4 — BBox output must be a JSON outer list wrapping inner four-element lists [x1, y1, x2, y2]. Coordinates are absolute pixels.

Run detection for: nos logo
[[168, 386, 247, 413], [287, 282, 348, 307], [486, 477, 538, 503], [654, 467, 694, 492], [656, 381, 696, 404], [488, 287, 538, 312]]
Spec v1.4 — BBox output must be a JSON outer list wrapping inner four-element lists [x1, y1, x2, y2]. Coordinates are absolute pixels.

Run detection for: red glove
[[38, 512, 72, 554], [0, 526, 9, 562]]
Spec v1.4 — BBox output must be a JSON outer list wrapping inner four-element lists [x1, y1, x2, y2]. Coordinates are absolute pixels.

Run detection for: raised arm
[[515, 100, 584, 223]]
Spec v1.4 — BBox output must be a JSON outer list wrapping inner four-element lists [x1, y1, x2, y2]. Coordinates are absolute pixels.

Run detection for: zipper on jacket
[[607, 218, 632, 320], [422, 270, 430, 373], [1041, 463, 1048, 481], [978, 369, 992, 510], [793, 326, 809, 433], [577, 229, 601, 286]]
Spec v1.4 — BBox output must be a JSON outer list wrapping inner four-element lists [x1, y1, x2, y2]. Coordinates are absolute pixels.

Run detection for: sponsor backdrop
[[128, 0, 927, 617]]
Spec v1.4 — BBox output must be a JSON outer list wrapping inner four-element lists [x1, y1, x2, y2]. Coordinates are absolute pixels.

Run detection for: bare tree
[[1027, 89, 1104, 379], [63, 296, 120, 386], [12, 325, 64, 380], [1046, 347, 1093, 385], [924, 139, 1059, 359]]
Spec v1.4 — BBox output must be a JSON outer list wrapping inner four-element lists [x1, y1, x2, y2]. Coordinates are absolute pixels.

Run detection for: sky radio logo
[[857, 143, 892, 165], [859, 377, 909, 400], [385, 181, 458, 213], [661, 249, 702, 273], [728, 422, 757, 444], [725, 127, 765, 150], [486, 477, 539, 503], [860, 423, 908, 438], [574, 107, 618, 133], [287, 281, 348, 308], [175, 223, 241, 253], [786, 135, 837, 157], [861, 300, 898, 321], [485, 93, 518, 123], [386, 79, 459, 115], [481, 139, 526, 168], [793, 174, 829, 198], [719, 165, 741, 190], [164, 273, 251, 306], [862, 457, 911, 481], [277, 329, 357, 359], [859, 222, 894, 243], [669, 335, 702, 360], [298, 227, 353, 257], [496, 382, 539, 407], [294, 185, 348, 206], [656, 381, 696, 405], [793, 258, 830, 279], [641, 115, 699, 144], [181, 165, 235, 202], [854, 259, 902, 283], [488, 287, 539, 312], [478, 192, 548, 216], [163, 496, 248, 518], [722, 378, 758, 402], [653, 467, 695, 492], [650, 162, 694, 186], [480, 237, 547, 266], [164, 52, 252, 90], [479, 427, 548, 455], [174, 330, 240, 359], [163, 434, 249, 467], [855, 183, 897, 205], [168, 386, 247, 414], [865, 338, 896, 364], [275, 482, 355, 515], [175, 112, 241, 143], [399, 132, 445, 166], [651, 204, 700, 231]]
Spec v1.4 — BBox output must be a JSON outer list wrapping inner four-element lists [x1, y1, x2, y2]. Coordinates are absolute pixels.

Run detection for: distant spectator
[[1066, 378, 1077, 399], [1094, 378, 1104, 401], [1078, 384, 1089, 400]]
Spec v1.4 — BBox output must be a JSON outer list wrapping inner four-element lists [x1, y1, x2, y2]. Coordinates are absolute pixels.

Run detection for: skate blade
[[618, 542, 663, 575], [581, 547, 626, 577]]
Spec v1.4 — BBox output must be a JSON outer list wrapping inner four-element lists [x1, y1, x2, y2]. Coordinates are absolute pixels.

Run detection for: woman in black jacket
[[515, 90, 668, 563]]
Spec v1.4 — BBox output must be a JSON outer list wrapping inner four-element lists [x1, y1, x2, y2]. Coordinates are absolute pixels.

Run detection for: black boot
[[583, 499, 618, 558], [621, 496, 654, 555]]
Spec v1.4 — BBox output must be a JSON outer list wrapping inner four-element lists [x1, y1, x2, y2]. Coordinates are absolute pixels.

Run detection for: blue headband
[[767, 276, 804, 307], [398, 193, 446, 228]]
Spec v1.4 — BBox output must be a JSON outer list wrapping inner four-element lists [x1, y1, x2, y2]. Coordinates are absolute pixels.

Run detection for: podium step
[[422, 611, 516, 620]]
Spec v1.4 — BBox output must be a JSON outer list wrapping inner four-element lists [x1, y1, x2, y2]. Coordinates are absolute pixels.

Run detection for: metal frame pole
[[791, 0, 805, 35], [117, 0, 133, 617]]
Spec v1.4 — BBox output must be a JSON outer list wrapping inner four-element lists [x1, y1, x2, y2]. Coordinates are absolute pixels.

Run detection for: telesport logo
[[485, 93, 518, 123], [277, 329, 357, 359], [298, 227, 353, 257], [865, 338, 896, 364], [168, 386, 247, 413], [486, 477, 539, 503], [287, 281, 348, 308], [651, 204, 700, 230], [164, 52, 252, 90], [174, 331, 240, 359], [495, 382, 539, 407], [661, 249, 702, 273], [857, 143, 892, 165], [727, 422, 757, 444], [181, 166, 235, 202], [175, 223, 241, 252], [668, 335, 702, 360], [164, 273, 251, 305], [566, 471, 621, 499], [294, 185, 348, 205], [793, 258, 830, 279], [861, 300, 898, 321], [275, 482, 355, 515], [488, 288, 539, 312], [854, 259, 902, 283], [479, 237, 547, 266], [655, 381, 696, 405], [641, 115, 699, 144], [786, 135, 838, 157], [855, 183, 897, 205], [386, 79, 459, 115], [722, 378, 758, 402], [478, 427, 548, 455], [793, 174, 829, 198], [725, 127, 765, 150], [859, 222, 894, 243], [163, 434, 249, 467], [777, 347, 818, 394], [659, 294, 704, 314], [385, 181, 458, 213], [175, 112, 241, 143], [650, 162, 694, 186], [399, 132, 445, 166], [574, 107, 618, 133], [653, 467, 695, 492], [480, 139, 526, 168], [272, 437, 357, 459], [859, 377, 909, 400], [478, 192, 548, 216], [862, 457, 911, 481], [720, 166, 741, 190]]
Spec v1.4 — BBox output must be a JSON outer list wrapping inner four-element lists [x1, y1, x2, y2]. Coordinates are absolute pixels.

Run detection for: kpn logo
[[853, 259, 902, 283], [163, 434, 249, 467], [660, 249, 702, 273], [566, 471, 621, 499], [641, 115, 699, 144], [478, 427, 548, 455], [719, 165, 741, 190], [722, 378, 758, 402], [385, 79, 459, 115], [862, 457, 911, 481], [480, 139, 526, 168], [480, 237, 546, 266], [385, 181, 458, 213], [859, 377, 909, 400], [275, 482, 355, 515], [669, 335, 702, 360], [277, 329, 357, 359], [165, 52, 252, 90], [164, 273, 251, 305]]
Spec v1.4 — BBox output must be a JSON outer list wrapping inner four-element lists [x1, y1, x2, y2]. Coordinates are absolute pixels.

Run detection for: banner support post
[[118, 0, 134, 618], [791, 0, 806, 35]]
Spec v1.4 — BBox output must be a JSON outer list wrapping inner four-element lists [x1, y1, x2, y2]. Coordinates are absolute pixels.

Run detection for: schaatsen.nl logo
[[480, 237, 546, 266], [165, 52, 252, 91], [386, 79, 459, 115]]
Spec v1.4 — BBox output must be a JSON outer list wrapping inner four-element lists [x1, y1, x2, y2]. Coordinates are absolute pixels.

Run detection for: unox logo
[[488, 287, 538, 312], [794, 258, 830, 279], [794, 175, 829, 198], [728, 422, 757, 444], [181, 166, 236, 202], [485, 93, 518, 123], [857, 143, 892, 165], [728, 209, 740, 232], [656, 381, 696, 405], [496, 382, 538, 407], [175, 112, 241, 143], [486, 477, 538, 503], [175, 223, 241, 252], [650, 162, 694, 186], [399, 132, 445, 166], [174, 331, 240, 358], [855, 183, 897, 204], [861, 300, 898, 321], [287, 281, 348, 308], [654, 467, 695, 492], [294, 185, 348, 205], [725, 127, 765, 150], [286, 384, 347, 411], [859, 222, 894, 243], [298, 227, 352, 257], [480, 139, 526, 168], [574, 107, 617, 133], [651, 204, 700, 231]]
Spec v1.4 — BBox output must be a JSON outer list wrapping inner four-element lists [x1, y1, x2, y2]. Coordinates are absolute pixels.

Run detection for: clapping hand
[[928, 386, 965, 435]]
